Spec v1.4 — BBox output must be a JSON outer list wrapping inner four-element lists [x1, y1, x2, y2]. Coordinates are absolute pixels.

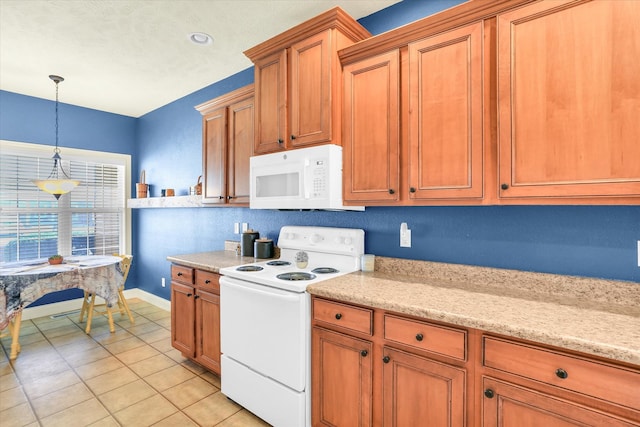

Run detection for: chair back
[[113, 254, 133, 288]]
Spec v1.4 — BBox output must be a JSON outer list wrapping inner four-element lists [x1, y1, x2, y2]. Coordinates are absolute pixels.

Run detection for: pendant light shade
[[32, 75, 80, 199]]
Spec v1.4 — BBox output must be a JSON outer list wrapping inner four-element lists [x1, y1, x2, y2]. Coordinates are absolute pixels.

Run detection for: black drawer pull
[[335, 313, 342, 320], [205, 279, 211, 284], [177, 272, 183, 276], [415, 333, 424, 342], [388, 189, 395, 195], [186, 293, 192, 297], [194, 295, 199, 299], [555, 368, 568, 379], [484, 389, 494, 398]]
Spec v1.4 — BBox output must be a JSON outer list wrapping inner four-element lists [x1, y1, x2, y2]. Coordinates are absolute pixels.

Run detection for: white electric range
[[219, 226, 365, 427]]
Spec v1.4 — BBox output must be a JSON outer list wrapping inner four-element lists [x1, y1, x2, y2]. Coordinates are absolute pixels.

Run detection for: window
[[0, 140, 130, 262]]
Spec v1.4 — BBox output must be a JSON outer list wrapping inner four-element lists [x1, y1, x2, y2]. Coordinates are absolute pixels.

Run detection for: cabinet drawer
[[313, 299, 373, 335], [195, 270, 220, 294], [483, 336, 640, 410], [384, 315, 466, 360], [171, 265, 194, 285]]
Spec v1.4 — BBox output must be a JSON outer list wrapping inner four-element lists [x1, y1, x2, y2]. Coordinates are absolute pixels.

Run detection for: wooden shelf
[[128, 195, 206, 208]]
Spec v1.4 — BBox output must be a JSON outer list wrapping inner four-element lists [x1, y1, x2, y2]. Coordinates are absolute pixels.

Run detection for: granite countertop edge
[[307, 264, 640, 366]]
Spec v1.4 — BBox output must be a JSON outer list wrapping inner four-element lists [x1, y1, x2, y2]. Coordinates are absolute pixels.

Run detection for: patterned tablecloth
[[0, 255, 124, 329]]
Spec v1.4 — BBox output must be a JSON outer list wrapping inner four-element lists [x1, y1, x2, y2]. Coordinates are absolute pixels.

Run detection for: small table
[[0, 255, 124, 359]]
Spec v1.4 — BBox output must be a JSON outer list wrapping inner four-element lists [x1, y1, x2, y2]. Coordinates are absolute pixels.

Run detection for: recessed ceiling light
[[189, 32, 213, 45]]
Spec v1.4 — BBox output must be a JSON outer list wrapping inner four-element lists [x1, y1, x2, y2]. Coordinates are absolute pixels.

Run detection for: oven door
[[220, 275, 309, 391]]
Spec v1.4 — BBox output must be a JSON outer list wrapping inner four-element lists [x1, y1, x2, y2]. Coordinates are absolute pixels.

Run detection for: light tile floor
[[0, 299, 271, 427]]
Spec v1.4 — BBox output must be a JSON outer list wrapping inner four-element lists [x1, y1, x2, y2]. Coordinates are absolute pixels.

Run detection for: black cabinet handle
[[484, 389, 495, 398], [388, 189, 395, 195], [415, 333, 424, 342], [290, 135, 296, 140], [409, 187, 416, 193], [205, 280, 211, 284], [278, 139, 284, 144], [360, 350, 368, 357], [186, 293, 192, 297], [177, 272, 183, 276], [335, 313, 342, 320], [501, 183, 509, 190], [382, 356, 390, 363], [555, 368, 568, 379], [194, 295, 200, 299], [218, 196, 224, 199], [227, 195, 234, 199]]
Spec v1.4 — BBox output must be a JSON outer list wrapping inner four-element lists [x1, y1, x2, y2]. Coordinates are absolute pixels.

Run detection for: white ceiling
[[0, 0, 400, 118]]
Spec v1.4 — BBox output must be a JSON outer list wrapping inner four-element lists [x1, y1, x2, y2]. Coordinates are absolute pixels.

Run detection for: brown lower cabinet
[[171, 264, 221, 374], [311, 296, 640, 426]]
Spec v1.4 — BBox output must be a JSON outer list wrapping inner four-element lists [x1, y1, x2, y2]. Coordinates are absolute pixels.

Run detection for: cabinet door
[[227, 96, 254, 204], [254, 49, 287, 154], [482, 377, 638, 427], [195, 289, 220, 374], [312, 327, 373, 427], [408, 22, 483, 200], [497, 0, 640, 199], [171, 282, 195, 356], [289, 30, 331, 148], [202, 107, 227, 203], [382, 347, 466, 427], [343, 50, 400, 203]]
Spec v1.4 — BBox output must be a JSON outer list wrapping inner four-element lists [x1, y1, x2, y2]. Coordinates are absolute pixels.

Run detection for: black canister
[[254, 238, 274, 259], [241, 230, 260, 257]]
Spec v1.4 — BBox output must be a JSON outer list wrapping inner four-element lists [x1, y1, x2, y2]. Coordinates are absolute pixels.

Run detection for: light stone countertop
[[167, 251, 640, 366], [308, 257, 640, 366], [167, 250, 256, 273]]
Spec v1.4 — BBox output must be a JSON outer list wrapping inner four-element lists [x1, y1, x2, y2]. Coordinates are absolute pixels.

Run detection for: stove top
[[219, 226, 365, 292]]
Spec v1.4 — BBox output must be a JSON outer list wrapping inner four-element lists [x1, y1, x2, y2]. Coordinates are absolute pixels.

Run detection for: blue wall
[[2, 0, 638, 308]]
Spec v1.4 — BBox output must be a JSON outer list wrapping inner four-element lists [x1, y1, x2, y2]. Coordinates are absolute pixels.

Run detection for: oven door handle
[[220, 276, 302, 301]]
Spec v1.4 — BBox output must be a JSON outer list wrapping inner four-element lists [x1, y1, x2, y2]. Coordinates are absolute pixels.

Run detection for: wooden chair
[[79, 254, 134, 334]]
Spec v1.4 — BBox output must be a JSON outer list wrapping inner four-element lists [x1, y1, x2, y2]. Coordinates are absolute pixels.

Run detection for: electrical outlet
[[161, 277, 166, 288], [242, 222, 248, 232], [234, 222, 240, 234], [400, 222, 411, 248]]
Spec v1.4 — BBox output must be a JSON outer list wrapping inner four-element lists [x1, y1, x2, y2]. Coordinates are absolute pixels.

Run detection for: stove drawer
[[313, 299, 372, 335]]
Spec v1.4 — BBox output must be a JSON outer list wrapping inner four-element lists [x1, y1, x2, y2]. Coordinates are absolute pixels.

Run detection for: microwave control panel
[[308, 159, 328, 198]]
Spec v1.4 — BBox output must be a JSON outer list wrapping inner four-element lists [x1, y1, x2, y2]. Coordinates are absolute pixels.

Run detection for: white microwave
[[249, 144, 364, 211]]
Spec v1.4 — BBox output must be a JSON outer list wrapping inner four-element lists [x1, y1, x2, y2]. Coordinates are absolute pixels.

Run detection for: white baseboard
[[21, 289, 170, 321]]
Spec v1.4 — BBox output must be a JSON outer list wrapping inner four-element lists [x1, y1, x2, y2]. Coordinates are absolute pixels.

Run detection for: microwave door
[[251, 162, 304, 208]]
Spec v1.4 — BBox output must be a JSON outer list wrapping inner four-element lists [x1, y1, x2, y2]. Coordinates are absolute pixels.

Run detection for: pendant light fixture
[[32, 75, 80, 199]]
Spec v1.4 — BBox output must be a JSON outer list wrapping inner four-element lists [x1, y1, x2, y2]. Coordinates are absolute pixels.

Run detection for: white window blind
[[0, 141, 127, 262]]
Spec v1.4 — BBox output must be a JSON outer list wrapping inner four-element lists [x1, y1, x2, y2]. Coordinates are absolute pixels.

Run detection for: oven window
[[256, 172, 300, 197]]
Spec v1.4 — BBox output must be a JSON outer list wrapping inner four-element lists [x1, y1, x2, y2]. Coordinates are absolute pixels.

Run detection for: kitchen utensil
[[136, 170, 148, 198]]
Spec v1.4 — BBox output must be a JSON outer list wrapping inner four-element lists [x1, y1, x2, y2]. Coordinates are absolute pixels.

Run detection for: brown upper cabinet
[[497, 0, 640, 201], [339, 0, 640, 205], [195, 85, 254, 205], [244, 7, 371, 154]]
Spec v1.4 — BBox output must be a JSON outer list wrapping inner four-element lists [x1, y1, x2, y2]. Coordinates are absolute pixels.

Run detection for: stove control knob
[[310, 234, 323, 244]]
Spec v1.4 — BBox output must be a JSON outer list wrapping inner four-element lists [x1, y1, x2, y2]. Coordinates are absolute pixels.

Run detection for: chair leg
[[79, 291, 90, 322], [106, 306, 115, 333], [118, 288, 135, 324], [85, 293, 96, 334], [9, 312, 22, 360]]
